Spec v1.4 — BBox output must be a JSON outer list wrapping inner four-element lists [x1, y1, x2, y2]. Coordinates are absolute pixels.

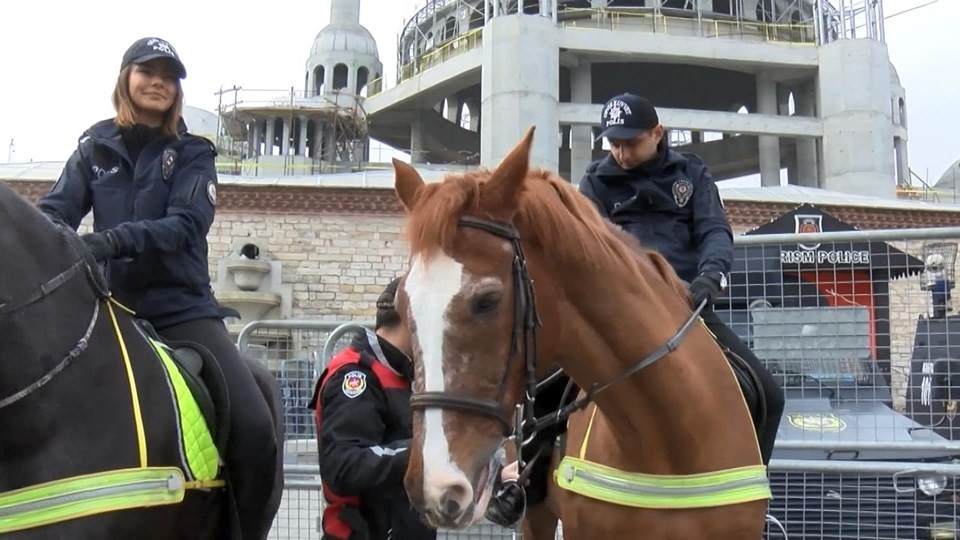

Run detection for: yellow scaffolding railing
[[397, 28, 484, 84], [560, 8, 816, 46]]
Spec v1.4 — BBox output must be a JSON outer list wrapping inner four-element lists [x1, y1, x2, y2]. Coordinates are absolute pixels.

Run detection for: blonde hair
[[111, 65, 184, 138]]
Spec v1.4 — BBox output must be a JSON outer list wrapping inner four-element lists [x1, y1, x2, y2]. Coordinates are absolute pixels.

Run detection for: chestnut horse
[[391, 127, 771, 539]]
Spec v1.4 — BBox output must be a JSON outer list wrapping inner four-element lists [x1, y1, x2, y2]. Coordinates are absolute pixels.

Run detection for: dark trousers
[[699, 307, 784, 466], [158, 317, 278, 540]]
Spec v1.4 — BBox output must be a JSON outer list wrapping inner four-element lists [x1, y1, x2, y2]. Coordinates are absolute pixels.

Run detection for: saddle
[[135, 319, 232, 458]]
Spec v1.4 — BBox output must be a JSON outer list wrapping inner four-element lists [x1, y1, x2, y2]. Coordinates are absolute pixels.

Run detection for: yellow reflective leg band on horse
[[0, 467, 186, 535]]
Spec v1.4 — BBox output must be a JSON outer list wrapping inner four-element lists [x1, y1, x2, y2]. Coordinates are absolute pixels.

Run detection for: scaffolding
[[213, 87, 370, 176]]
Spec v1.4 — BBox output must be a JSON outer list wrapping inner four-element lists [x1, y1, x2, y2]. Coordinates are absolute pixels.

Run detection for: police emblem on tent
[[672, 177, 693, 208], [794, 214, 822, 251], [161, 148, 177, 180]]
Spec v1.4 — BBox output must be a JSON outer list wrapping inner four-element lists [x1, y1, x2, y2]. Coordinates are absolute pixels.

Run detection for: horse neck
[[0, 272, 100, 407], [534, 245, 758, 472]]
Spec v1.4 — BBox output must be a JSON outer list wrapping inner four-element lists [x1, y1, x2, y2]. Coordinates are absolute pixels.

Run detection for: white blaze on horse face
[[405, 251, 471, 507]]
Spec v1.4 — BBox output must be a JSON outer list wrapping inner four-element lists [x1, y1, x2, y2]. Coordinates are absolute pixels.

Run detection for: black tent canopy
[[721, 204, 926, 307]]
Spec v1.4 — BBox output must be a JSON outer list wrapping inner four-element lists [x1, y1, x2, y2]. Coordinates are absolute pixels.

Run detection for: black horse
[[0, 182, 285, 539]]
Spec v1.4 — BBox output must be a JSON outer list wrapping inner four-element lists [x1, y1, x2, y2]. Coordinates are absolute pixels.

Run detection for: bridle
[[0, 223, 111, 410], [407, 214, 707, 475], [408, 215, 542, 440]]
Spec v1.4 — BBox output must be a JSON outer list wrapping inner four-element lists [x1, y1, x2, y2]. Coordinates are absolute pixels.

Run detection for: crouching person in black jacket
[[309, 278, 436, 540]]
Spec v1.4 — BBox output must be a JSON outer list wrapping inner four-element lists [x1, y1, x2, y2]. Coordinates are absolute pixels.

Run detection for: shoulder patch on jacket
[[341, 370, 367, 398], [206, 180, 217, 206]]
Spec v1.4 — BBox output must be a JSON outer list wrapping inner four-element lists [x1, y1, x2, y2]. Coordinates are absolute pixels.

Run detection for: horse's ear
[[393, 158, 425, 212], [483, 126, 535, 211]]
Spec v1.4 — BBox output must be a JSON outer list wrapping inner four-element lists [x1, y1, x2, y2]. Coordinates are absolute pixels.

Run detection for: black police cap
[[598, 93, 660, 140], [121, 37, 187, 80]]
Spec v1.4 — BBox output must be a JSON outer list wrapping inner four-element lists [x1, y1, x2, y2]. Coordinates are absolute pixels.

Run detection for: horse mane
[[402, 168, 691, 301]]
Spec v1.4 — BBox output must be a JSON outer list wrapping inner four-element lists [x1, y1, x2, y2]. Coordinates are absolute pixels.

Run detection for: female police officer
[[36, 37, 278, 540]]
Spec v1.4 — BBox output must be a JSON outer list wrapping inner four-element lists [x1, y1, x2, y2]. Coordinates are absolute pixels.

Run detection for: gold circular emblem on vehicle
[[787, 413, 847, 432]]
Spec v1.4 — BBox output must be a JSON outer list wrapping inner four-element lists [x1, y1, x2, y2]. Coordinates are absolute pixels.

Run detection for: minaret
[[305, 0, 382, 99], [329, 0, 360, 26], [304, 0, 383, 164]]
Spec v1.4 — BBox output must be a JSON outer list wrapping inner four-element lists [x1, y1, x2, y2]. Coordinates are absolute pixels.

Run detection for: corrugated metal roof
[[4, 160, 959, 213]]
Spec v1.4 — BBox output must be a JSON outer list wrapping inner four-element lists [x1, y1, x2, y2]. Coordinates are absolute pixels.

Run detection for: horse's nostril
[[441, 494, 461, 517], [438, 482, 470, 519]]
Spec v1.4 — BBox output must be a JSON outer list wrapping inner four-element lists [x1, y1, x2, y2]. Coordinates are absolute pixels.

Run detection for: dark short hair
[[375, 277, 402, 330]]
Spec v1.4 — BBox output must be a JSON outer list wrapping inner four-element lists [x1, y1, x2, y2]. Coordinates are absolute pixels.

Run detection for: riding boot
[[156, 318, 280, 540]]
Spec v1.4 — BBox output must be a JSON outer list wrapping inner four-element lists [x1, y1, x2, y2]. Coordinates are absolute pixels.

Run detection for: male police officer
[[310, 278, 436, 540], [577, 92, 784, 466]]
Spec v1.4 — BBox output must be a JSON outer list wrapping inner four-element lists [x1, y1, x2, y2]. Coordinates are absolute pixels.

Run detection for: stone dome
[[182, 105, 221, 140], [310, 25, 379, 58]]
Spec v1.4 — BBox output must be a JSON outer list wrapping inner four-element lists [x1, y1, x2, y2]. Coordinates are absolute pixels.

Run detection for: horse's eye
[[472, 292, 502, 315]]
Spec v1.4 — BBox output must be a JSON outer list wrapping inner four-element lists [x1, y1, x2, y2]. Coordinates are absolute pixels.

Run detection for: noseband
[[406, 214, 709, 458]]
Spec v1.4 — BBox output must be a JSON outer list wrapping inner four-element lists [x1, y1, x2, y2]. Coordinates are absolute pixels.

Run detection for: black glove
[[484, 480, 526, 529], [81, 231, 120, 262], [689, 272, 724, 308]]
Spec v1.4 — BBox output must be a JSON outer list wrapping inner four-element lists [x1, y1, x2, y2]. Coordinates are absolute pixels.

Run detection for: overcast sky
[[0, 0, 953, 187]]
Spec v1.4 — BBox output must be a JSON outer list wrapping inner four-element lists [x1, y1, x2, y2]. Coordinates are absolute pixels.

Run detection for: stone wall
[[15, 181, 960, 405]]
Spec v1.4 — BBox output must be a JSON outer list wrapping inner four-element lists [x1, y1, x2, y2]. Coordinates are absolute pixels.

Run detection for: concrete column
[[410, 111, 425, 163], [324, 124, 338, 163], [348, 65, 357, 96], [817, 39, 895, 198], [756, 73, 781, 187], [569, 61, 593, 183], [264, 118, 276, 157], [281, 118, 291, 156], [445, 96, 461, 123], [324, 63, 334, 95], [794, 82, 818, 187], [742, 0, 759, 19], [590, 0, 606, 7], [247, 120, 258, 158], [481, 14, 559, 171], [697, 0, 713, 11], [314, 121, 325, 159], [298, 116, 309, 156]]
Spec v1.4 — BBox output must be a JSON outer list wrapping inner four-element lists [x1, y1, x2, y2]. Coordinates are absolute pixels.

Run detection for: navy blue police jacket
[[309, 330, 436, 540], [37, 117, 232, 330], [578, 145, 734, 283]]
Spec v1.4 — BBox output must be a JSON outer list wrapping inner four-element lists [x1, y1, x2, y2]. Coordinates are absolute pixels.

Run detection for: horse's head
[[391, 128, 563, 528]]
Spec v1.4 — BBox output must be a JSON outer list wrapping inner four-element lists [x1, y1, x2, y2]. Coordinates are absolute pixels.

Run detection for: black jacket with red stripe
[[309, 329, 435, 540]]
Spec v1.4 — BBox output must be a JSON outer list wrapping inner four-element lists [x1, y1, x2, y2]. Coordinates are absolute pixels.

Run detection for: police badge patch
[[342, 370, 367, 399], [672, 178, 693, 207], [161, 148, 177, 180], [206, 180, 217, 206]]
